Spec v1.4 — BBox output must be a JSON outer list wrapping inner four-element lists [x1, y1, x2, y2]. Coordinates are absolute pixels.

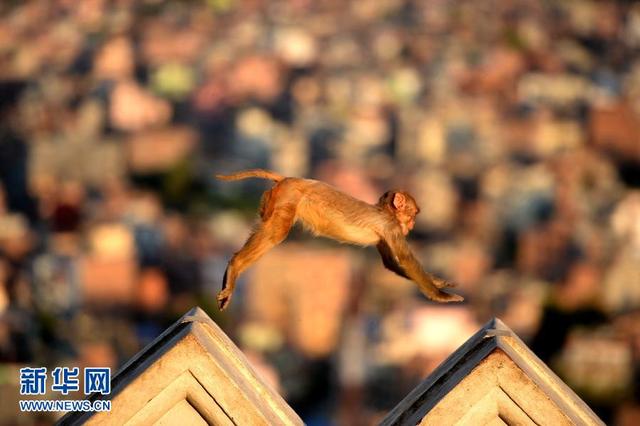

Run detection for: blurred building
[[0, 0, 639, 424]]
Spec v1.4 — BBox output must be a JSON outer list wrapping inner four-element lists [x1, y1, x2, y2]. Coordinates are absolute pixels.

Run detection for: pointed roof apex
[[486, 316, 507, 329], [59, 307, 302, 426], [381, 317, 604, 426], [180, 306, 213, 325]]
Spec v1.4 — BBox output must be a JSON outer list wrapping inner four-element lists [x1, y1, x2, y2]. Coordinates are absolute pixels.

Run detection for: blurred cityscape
[[0, 0, 639, 424]]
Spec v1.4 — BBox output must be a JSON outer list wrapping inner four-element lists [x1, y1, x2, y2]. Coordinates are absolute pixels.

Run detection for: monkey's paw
[[433, 277, 457, 289], [217, 289, 233, 311], [446, 293, 464, 302], [434, 291, 464, 303]]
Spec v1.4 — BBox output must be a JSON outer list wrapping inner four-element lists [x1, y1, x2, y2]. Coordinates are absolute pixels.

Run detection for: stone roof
[[380, 318, 605, 426], [58, 307, 303, 426]]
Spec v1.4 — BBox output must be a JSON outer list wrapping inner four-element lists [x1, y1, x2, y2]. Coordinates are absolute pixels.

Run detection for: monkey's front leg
[[376, 242, 454, 290], [377, 236, 463, 303]]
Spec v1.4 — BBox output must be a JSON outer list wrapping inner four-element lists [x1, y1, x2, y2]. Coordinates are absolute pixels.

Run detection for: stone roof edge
[[189, 312, 303, 425], [58, 307, 303, 426], [57, 307, 201, 425], [492, 318, 604, 426], [379, 318, 500, 426], [379, 318, 604, 426]]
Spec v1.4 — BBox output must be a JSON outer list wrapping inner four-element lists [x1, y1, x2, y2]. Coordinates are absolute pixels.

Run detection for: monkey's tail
[[215, 169, 286, 182]]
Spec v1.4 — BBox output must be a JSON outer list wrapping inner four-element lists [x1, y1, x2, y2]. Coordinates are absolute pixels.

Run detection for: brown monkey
[[215, 169, 463, 310]]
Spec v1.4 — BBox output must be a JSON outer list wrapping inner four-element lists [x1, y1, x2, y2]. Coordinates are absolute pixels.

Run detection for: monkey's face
[[398, 207, 417, 235], [388, 191, 420, 235]]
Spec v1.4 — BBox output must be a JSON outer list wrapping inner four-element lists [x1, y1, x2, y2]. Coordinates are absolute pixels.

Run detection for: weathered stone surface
[[57, 307, 303, 426], [380, 318, 605, 426]]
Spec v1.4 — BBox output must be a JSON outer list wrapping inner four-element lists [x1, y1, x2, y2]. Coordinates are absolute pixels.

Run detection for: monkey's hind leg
[[217, 207, 295, 310]]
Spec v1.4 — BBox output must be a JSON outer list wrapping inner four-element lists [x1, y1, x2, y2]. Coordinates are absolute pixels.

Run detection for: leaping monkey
[[215, 169, 463, 310]]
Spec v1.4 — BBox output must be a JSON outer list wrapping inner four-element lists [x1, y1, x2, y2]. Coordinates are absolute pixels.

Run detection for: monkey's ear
[[392, 192, 406, 210]]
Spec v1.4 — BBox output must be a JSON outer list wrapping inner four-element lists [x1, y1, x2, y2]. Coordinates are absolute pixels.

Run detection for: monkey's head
[[378, 191, 420, 235]]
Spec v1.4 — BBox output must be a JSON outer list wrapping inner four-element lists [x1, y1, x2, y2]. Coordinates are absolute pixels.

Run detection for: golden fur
[[215, 169, 463, 310]]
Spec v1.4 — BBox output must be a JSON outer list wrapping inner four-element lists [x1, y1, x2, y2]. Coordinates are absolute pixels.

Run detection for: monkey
[[215, 169, 463, 310]]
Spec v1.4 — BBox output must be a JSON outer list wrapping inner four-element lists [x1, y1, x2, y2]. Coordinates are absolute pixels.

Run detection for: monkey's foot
[[217, 289, 233, 311]]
